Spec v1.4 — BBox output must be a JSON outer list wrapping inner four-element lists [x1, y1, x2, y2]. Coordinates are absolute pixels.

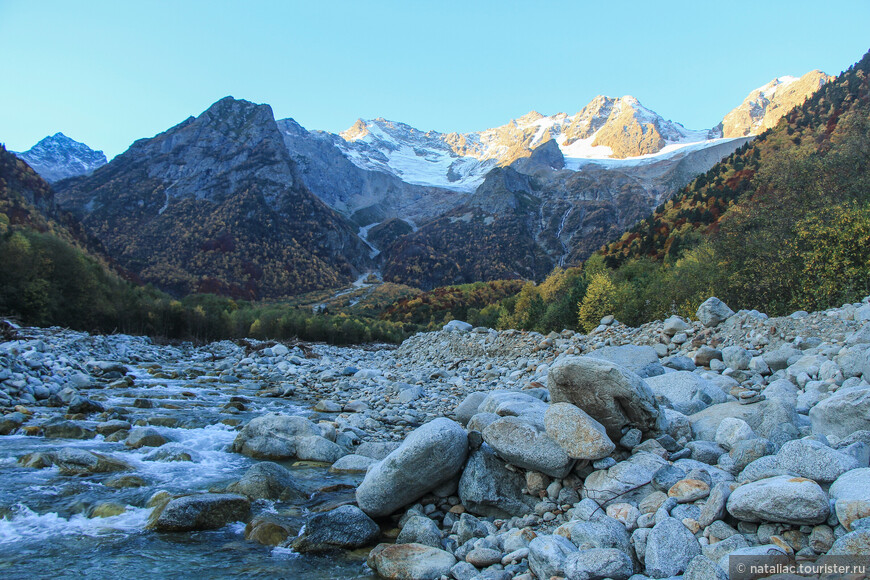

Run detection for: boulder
[[227, 462, 306, 501], [528, 534, 576, 580], [458, 443, 534, 518], [726, 475, 830, 525], [42, 421, 95, 439], [396, 516, 442, 549], [696, 297, 734, 327], [645, 517, 701, 578], [453, 392, 487, 426], [367, 543, 456, 580], [663, 315, 690, 336], [230, 413, 321, 460], [356, 418, 468, 517], [585, 345, 665, 378], [544, 402, 615, 460], [646, 371, 731, 415], [482, 415, 573, 478], [829, 468, 870, 531], [444, 320, 472, 332], [809, 386, 870, 439], [565, 548, 633, 580], [329, 454, 377, 474], [293, 435, 346, 463], [291, 505, 379, 552], [126, 427, 168, 449], [721, 346, 751, 371], [52, 448, 132, 475], [715, 417, 755, 451], [582, 452, 669, 506], [148, 493, 250, 532], [827, 529, 870, 556], [548, 356, 664, 441], [776, 438, 860, 483]]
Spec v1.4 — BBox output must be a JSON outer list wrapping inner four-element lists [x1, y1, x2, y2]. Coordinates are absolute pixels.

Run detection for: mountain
[[599, 50, 870, 317], [54, 97, 372, 299], [275, 118, 464, 226], [334, 95, 716, 194], [716, 70, 834, 137], [14, 132, 107, 182]]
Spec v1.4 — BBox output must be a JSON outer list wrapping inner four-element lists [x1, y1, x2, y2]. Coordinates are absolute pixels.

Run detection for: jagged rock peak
[[14, 132, 107, 182], [718, 70, 834, 137]]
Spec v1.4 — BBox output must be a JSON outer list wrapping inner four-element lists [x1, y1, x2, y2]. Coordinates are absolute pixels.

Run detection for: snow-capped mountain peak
[[14, 132, 107, 183]]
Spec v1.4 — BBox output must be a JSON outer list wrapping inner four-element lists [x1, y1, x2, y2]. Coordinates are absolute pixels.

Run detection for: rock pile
[[3, 294, 870, 578]]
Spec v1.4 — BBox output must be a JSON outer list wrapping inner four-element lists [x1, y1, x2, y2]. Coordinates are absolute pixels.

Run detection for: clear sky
[[2, 0, 868, 159]]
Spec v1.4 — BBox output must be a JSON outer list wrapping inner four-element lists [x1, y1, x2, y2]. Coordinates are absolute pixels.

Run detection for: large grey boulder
[[293, 435, 346, 463], [544, 402, 615, 460], [564, 548, 633, 580], [481, 416, 573, 478], [555, 515, 631, 553], [726, 475, 830, 525], [776, 438, 860, 483], [458, 443, 534, 518], [645, 517, 701, 578], [477, 390, 548, 420], [291, 505, 379, 552], [696, 297, 734, 327], [828, 528, 870, 555], [586, 345, 665, 378], [396, 516, 442, 549], [830, 468, 870, 531], [548, 356, 664, 441], [126, 427, 168, 449], [367, 543, 456, 580], [230, 413, 321, 459], [582, 452, 669, 506], [148, 493, 250, 532], [809, 386, 870, 438], [528, 534, 577, 580], [721, 346, 751, 371], [356, 418, 468, 517], [453, 391, 487, 425], [227, 462, 307, 501], [646, 371, 731, 415]]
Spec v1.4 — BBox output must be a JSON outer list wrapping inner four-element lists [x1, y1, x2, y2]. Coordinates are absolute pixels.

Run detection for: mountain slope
[[717, 70, 834, 137], [54, 97, 372, 299], [599, 49, 870, 316], [14, 133, 107, 182]]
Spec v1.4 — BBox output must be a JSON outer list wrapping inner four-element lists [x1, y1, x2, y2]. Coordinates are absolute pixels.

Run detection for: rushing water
[[0, 353, 379, 579]]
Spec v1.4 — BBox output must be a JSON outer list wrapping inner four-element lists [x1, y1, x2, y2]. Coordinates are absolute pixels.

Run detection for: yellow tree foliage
[[578, 272, 616, 333]]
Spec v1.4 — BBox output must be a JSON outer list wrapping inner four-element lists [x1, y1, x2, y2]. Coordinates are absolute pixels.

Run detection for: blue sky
[[2, 0, 868, 159]]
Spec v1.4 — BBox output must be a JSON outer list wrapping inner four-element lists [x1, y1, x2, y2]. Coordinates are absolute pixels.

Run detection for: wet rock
[[17, 452, 54, 469], [245, 514, 294, 546], [291, 505, 379, 553], [105, 475, 147, 488], [356, 418, 468, 517], [726, 475, 830, 525], [90, 502, 126, 518], [228, 462, 307, 501], [230, 413, 321, 460], [147, 493, 250, 532], [0, 412, 26, 435], [548, 356, 664, 440], [43, 421, 95, 439], [367, 543, 456, 580], [52, 448, 132, 475], [329, 454, 377, 474], [544, 402, 615, 460], [482, 416, 572, 478], [126, 427, 168, 449], [459, 442, 533, 518], [95, 420, 131, 436]]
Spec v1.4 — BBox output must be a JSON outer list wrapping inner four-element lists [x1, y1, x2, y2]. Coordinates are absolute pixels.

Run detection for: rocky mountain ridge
[[13, 132, 107, 183]]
